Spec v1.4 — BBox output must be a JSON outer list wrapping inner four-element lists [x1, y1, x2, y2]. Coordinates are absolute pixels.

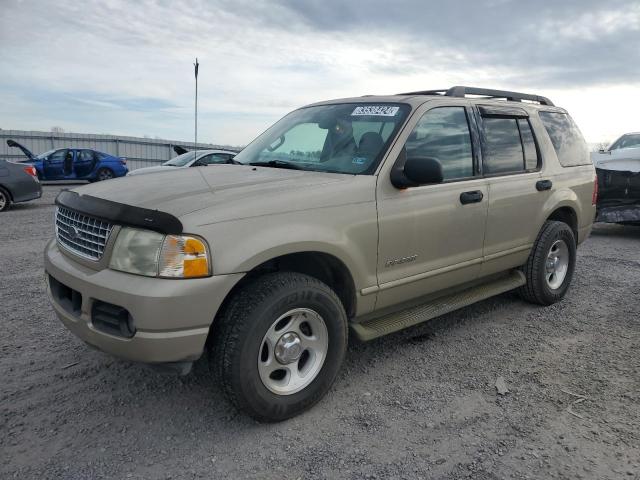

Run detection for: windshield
[[35, 149, 56, 160], [234, 103, 410, 174], [164, 151, 197, 167]]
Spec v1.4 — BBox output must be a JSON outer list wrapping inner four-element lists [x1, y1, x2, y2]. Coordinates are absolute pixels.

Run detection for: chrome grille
[[55, 206, 113, 261]]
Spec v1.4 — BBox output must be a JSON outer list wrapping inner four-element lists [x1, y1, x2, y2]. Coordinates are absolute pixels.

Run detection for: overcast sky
[[1, 0, 639, 147]]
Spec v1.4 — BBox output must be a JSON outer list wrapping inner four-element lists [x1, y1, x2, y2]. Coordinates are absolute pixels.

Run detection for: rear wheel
[[96, 168, 114, 181], [0, 187, 11, 212], [518, 220, 576, 305], [211, 272, 348, 422]]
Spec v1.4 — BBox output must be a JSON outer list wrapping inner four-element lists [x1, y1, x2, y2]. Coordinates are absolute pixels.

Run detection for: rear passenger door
[[74, 149, 97, 177], [475, 105, 547, 277]]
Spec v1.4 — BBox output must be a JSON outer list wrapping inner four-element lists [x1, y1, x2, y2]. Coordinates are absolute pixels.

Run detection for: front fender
[[198, 204, 379, 294]]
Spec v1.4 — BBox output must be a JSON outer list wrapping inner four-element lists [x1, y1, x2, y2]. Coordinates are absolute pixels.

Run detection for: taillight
[[592, 176, 598, 206], [23, 166, 37, 177]]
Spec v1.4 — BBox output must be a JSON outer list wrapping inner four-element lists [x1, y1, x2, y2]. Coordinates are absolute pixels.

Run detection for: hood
[[127, 165, 184, 176], [6, 139, 35, 160], [73, 165, 372, 225]]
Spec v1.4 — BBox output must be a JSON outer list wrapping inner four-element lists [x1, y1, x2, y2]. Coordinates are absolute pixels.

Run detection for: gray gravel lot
[[1, 185, 639, 479]]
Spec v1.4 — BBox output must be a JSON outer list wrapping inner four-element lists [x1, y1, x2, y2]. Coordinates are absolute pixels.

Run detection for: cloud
[[0, 0, 639, 145]]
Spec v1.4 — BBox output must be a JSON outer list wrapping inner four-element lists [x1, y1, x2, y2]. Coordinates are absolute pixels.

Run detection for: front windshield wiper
[[226, 158, 243, 165], [248, 160, 303, 170]]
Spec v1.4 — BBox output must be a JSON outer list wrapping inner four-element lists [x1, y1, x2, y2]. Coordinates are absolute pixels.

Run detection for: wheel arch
[[205, 250, 357, 353], [219, 250, 357, 319], [546, 206, 578, 243], [0, 183, 14, 201]]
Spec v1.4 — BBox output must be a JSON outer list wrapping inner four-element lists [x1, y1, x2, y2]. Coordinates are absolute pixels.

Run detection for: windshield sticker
[[352, 157, 367, 165], [351, 105, 399, 117]]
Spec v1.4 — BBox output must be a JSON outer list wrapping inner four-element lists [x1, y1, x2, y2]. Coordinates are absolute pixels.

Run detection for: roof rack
[[398, 86, 554, 106]]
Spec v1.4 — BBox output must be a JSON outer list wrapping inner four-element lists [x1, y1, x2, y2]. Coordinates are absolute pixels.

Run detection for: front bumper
[[44, 239, 243, 363]]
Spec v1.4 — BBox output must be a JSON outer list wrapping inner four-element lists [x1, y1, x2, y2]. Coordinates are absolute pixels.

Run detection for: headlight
[[109, 227, 211, 278]]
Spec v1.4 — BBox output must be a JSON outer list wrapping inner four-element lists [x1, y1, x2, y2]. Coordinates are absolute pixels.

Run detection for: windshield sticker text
[[351, 106, 399, 117]]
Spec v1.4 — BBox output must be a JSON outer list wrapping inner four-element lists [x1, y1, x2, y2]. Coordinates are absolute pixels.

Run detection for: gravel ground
[[1, 185, 639, 480]]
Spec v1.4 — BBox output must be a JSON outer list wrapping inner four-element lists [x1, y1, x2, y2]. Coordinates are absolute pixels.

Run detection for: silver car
[[128, 149, 238, 176]]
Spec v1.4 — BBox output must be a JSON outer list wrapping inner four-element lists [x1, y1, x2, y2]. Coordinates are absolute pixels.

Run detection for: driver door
[[375, 105, 489, 309]]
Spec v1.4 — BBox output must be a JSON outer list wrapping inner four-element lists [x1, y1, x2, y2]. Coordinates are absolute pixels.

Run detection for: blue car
[[7, 139, 128, 181]]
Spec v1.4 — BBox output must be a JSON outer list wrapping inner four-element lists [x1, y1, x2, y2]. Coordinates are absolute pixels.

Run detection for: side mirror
[[391, 152, 443, 188]]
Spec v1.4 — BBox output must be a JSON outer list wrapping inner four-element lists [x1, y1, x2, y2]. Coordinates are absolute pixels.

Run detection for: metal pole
[[194, 58, 199, 157]]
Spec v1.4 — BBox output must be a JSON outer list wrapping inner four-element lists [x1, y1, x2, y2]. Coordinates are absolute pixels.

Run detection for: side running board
[[351, 270, 525, 341]]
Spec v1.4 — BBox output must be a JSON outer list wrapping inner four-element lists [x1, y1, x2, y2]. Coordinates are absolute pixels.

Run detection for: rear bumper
[[44, 239, 243, 363], [13, 178, 42, 203], [596, 204, 640, 223]]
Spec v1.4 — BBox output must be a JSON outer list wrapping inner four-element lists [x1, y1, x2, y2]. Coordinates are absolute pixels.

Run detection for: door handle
[[536, 179, 553, 191], [460, 190, 484, 204]]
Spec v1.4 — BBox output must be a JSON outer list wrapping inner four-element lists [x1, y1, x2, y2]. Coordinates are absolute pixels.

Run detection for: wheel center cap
[[274, 332, 303, 364]]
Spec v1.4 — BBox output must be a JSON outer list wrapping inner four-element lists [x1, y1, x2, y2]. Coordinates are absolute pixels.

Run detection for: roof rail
[[398, 86, 554, 106]]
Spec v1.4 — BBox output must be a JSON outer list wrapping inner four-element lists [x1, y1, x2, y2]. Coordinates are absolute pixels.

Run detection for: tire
[[518, 220, 576, 305], [211, 272, 348, 422], [0, 187, 11, 212], [96, 168, 114, 181]]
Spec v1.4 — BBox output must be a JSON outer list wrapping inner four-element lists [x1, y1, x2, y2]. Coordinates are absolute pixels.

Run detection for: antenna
[[194, 57, 199, 157]]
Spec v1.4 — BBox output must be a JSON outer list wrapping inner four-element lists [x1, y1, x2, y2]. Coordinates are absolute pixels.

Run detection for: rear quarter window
[[538, 112, 590, 167]]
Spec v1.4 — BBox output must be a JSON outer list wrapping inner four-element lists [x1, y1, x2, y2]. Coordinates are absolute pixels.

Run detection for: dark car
[[7, 140, 128, 182], [0, 159, 42, 212]]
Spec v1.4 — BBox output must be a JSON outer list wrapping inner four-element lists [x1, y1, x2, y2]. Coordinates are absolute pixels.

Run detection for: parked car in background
[[127, 149, 238, 176], [0, 159, 41, 212], [591, 132, 640, 224], [7, 139, 128, 182]]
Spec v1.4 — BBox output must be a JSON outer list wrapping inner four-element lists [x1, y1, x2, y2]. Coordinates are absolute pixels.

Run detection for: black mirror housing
[[391, 150, 443, 188]]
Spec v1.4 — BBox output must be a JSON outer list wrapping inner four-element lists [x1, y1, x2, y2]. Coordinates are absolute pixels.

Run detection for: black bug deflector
[[55, 190, 183, 234], [596, 168, 640, 224]]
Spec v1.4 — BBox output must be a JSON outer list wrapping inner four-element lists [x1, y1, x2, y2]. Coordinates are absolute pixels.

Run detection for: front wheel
[[211, 272, 348, 422], [518, 220, 577, 305], [95, 168, 114, 181]]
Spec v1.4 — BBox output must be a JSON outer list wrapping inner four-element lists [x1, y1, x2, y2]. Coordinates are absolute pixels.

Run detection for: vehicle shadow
[[6, 202, 55, 211]]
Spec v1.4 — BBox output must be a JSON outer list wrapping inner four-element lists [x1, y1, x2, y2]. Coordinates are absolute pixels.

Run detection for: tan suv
[[45, 86, 597, 421]]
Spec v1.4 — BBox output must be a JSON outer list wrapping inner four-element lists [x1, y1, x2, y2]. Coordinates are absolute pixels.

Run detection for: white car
[[591, 133, 640, 224], [591, 132, 640, 173], [128, 149, 238, 176]]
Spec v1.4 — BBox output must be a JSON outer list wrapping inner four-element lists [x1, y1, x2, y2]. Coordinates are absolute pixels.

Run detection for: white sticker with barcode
[[351, 105, 399, 116]]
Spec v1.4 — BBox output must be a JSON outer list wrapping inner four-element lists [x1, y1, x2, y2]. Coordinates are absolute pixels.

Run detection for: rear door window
[[481, 116, 540, 174], [538, 112, 590, 166], [482, 118, 525, 174]]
